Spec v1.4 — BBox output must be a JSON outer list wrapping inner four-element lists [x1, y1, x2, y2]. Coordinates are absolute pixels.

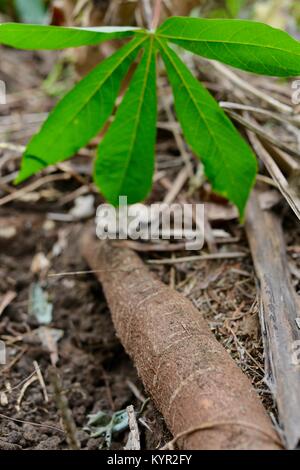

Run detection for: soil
[[0, 208, 171, 449]]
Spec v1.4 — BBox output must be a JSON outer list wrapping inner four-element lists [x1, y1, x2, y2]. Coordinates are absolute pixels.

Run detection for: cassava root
[[81, 231, 282, 450]]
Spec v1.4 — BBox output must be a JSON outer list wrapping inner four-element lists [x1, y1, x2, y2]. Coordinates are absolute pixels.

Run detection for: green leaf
[[158, 39, 257, 216], [95, 37, 157, 206], [16, 36, 146, 183], [0, 22, 141, 49], [225, 0, 245, 17], [157, 17, 300, 76]]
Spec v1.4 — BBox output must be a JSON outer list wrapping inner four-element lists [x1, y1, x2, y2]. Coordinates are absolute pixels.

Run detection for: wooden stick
[[81, 230, 281, 450], [245, 191, 300, 449]]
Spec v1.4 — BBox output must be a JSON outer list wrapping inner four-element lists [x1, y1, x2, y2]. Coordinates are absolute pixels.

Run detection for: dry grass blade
[[0, 412, 64, 433], [33, 361, 49, 404], [16, 375, 38, 412], [0, 291, 16, 317], [147, 251, 246, 265], [225, 110, 300, 160], [247, 131, 300, 221], [0, 174, 71, 207], [263, 143, 300, 176], [220, 102, 299, 126], [211, 61, 293, 116]]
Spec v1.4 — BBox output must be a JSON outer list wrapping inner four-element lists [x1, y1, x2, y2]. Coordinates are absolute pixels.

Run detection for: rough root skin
[[81, 231, 281, 450]]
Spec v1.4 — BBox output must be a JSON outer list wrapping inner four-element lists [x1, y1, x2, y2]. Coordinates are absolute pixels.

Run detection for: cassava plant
[[1, 16, 300, 216]]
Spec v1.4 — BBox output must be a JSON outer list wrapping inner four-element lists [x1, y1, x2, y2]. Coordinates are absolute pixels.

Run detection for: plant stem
[[142, 0, 153, 29], [151, 0, 162, 30]]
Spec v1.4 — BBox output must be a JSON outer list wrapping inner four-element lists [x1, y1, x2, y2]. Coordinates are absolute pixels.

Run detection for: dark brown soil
[[0, 208, 170, 449]]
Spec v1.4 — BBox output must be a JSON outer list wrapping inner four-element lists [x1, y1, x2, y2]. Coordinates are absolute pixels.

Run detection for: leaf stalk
[[151, 0, 162, 30]]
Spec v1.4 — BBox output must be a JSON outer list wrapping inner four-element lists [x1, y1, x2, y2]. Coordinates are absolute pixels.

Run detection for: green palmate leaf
[[158, 17, 300, 76], [158, 39, 257, 215], [0, 22, 141, 49], [16, 36, 146, 183], [95, 37, 157, 206], [9, 16, 296, 214]]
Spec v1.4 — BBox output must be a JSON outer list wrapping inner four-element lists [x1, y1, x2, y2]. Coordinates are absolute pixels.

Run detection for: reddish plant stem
[[142, 0, 152, 29], [151, 0, 162, 30]]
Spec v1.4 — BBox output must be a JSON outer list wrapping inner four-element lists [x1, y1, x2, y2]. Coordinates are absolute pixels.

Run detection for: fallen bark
[[81, 230, 281, 450], [246, 191, 300, 449]]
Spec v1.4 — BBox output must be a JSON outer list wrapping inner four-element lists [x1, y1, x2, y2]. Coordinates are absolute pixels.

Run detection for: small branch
[[48, 367, 81, 450]]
